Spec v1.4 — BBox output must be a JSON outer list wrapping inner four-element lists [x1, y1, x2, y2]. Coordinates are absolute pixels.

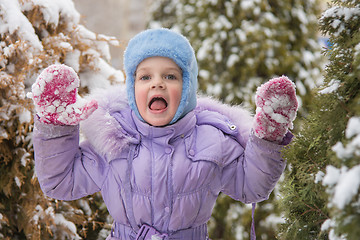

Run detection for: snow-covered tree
[[279, 0, 360, 239], [149, 0, 324, 112], [0, 0, 123, 239], [149, 0, 325, 239]]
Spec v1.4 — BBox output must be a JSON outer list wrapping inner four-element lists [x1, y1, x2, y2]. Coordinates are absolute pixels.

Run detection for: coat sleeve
[[33, 118, 109, 201], [221, 131, 292, 204]]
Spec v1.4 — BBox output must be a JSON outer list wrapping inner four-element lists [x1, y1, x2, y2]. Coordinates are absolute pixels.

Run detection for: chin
[[146, 117, 172, 127], [150, 121, 170, 127]]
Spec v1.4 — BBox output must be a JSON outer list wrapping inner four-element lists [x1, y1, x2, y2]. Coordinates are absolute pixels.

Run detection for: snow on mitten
[[253, 76, 298, 143], [28, 64, 98, 125]]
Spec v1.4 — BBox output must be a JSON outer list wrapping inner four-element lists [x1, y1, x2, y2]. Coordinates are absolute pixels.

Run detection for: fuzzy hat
[[124, 28, 198, 125]]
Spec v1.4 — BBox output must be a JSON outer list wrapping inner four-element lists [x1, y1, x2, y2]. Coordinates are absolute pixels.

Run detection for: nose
[[151, 75, 165, 89]]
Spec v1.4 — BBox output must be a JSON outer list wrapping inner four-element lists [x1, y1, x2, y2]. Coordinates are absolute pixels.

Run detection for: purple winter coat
[[33, 85, 291, 239]]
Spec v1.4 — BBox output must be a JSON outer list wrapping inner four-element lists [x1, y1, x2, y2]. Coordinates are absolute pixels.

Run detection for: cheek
[[170, 86, 182, 108], [134, 85, 147, 110]]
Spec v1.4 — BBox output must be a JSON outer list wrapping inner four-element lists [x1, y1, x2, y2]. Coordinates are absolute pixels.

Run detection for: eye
[[138, 75, 151, 81], [165, 74, 177, 80]]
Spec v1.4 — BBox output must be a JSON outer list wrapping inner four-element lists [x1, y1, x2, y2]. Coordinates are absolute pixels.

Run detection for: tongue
[[150, 99, 167, 110]]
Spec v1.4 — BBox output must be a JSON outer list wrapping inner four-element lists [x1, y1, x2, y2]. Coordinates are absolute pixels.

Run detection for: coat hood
[[81, 85, 254, 159], [80, 85, 134, 159]]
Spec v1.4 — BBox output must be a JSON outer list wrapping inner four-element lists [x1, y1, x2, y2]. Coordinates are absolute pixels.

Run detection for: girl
[[31, 28, 298, 239]]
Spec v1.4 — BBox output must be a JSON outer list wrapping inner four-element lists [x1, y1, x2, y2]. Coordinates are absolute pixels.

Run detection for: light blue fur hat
[[124, 28, 198, 125]]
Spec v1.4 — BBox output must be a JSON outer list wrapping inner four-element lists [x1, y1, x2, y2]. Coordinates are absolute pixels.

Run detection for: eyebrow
[[135, 67, 182, 76], [166, 67, 183, 74]]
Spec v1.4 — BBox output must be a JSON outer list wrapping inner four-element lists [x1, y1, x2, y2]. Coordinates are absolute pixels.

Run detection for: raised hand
[[29, 64, 98, 125], [253, 76, 298, 143]]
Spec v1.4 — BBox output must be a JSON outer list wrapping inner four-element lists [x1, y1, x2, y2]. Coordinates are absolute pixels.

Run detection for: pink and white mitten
[[28, 64, 98, 125], [253, 76, 298, 143]]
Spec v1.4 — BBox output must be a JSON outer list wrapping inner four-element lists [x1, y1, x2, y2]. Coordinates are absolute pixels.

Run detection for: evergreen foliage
[[279, 0, 360, 239], [0, 0, 122, 239], [149, 0, 325, 239], [149, 0, 324, 113]]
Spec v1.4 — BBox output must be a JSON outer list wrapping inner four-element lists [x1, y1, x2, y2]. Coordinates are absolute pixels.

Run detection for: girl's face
[[134, 57, 183, 126]]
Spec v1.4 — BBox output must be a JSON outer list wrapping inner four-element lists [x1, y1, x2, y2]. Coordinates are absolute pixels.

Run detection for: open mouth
[[149, 97, 168, 111]]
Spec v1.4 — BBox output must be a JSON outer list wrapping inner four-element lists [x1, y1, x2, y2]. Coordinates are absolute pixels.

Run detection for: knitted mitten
[[28, 64, 98, 125], [253, 76, 298, 143]]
